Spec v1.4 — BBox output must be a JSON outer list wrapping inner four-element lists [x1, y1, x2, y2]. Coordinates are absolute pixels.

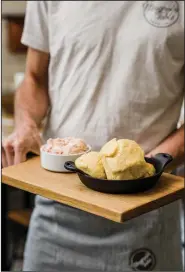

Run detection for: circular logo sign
[[129, 248, 156, 271], [143, 1, 179, 28]]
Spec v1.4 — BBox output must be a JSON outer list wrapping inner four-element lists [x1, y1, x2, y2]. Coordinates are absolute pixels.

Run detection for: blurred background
[[1, 0, 184, 271]]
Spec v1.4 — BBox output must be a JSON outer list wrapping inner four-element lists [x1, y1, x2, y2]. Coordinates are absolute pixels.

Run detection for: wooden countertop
[[2, 156, 184, 223]]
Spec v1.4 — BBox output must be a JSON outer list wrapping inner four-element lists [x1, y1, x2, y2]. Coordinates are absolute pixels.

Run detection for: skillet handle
[[64, 161, 78, 173], [64, 161, 86, 175], [153, 153, 173, 170]]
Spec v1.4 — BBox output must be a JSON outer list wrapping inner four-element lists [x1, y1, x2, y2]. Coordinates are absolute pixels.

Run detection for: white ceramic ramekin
[[40, 144, 91, 172]]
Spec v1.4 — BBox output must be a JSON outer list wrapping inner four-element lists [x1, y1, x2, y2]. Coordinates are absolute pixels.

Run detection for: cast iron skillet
[[64, 153, 173, 194]]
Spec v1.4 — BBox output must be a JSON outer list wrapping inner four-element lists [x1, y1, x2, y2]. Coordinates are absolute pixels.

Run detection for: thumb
[[30, 142, 42, 155], [145, 153, 153, 158], [30, 134, 43, 155], [14, 148, 27, 165]]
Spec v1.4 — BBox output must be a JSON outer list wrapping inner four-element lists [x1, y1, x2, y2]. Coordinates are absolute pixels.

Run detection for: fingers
[[2, 128, 41, 166], [4, 143, 14, 166], [2, 146, 8, 168], [14, 143, 27, 165], [3, 140, 14, 167], [3, 139, 27, 166]]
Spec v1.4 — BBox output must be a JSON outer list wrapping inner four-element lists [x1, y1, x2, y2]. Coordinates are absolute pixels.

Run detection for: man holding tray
[[2, 1, 184, 271]]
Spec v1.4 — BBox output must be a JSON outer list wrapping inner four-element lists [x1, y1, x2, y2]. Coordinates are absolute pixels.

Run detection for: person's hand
[[145, 152, 154, 158], [2, 124, 42, 168]]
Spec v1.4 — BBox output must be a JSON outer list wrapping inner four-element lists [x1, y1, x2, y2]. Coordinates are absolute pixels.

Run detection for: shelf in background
[[8, 209, 32, 227]]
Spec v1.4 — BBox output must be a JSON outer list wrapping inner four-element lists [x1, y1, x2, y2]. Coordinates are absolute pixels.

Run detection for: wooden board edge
[[163, 172, 185, 181], [120, 188, 184, 222], [2, 174, 122, 223]]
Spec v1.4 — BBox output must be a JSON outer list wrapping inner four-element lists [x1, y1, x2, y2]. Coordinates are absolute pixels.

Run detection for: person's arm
[[146, 124, 184, 173], [2, 1, 51, 167], [2, 49, 49, 167], [15, 48, 50, 128]]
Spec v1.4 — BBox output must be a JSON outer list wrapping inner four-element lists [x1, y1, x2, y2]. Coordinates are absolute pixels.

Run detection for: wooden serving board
[[2, 157, 184, 223]]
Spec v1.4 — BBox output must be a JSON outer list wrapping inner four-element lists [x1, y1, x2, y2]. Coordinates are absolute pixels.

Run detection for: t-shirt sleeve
[[21, 1, 49, 53]]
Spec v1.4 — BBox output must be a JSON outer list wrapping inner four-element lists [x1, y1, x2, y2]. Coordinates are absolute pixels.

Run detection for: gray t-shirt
[[22, 1, 184, 153]]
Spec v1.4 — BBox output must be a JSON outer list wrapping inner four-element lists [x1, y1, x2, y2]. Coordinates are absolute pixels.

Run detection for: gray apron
[[23, 195, 182, 271]]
